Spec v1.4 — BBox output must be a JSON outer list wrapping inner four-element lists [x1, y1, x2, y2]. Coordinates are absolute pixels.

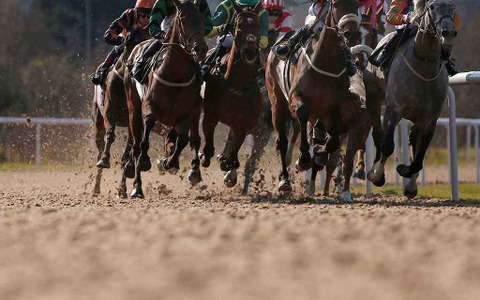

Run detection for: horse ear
[[232, 1, 242, 13], [253, 2, 262, 13]]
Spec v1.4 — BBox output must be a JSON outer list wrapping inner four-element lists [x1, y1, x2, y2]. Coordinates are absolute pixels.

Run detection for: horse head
[[171, 0, 208, 62], [124, 28, 149, 61], [231, 1, 262, 64], [415, 0, 457, 50], [328, 0, 360, 46]]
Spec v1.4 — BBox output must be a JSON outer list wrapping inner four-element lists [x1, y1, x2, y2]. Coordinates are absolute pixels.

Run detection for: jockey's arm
[[278, 12, 293, 37], [104, 9, 135, 45], [149, 0, 174, 37], [207, 0, 232, 38], [258, 7, 269, 48], [198, 0, 213, 35], [385, 0, 410, 25]]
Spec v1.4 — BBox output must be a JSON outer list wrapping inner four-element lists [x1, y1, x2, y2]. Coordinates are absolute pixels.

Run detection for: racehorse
[[266, 0, 369, 202], [367, 0, 457, 198], [241, 30, 299, 195], [128, 0, 208, 198], [92, 27, 151, 197], [201, 2, 263, 188]]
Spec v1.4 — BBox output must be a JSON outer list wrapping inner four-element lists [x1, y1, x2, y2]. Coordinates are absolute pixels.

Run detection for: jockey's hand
[[151, 28, 166, 39], [220, 23, 233, 34], [401, 14, 411, 24], [259, 36, 268, 49]]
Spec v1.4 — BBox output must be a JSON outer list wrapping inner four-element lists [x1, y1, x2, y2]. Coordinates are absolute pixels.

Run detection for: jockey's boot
[[132, 40, 163, 84], [441, 45, 459, 76], [90, 45, 123, 85], [201, 44, 229, 78], [91, 63, 110, 85], [369, 35, 397, 68], [273, 26, 310, 59]]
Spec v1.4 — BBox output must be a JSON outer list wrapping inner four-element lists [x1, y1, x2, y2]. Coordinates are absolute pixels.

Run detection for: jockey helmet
[[263, 0, 285, 10], [135, 0, 155, 14]]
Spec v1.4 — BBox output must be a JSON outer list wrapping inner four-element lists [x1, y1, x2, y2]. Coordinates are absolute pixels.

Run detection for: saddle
[[134, 43, 167, 85]]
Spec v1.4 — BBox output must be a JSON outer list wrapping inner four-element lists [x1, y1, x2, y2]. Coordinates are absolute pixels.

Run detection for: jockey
[[370, 0, 459, 75], [200, 0, 269, 75], [91, 0, 155, 85], [273, 0, 357, 76], [131, 0, 213, 83], [263, 0, 293, 39]]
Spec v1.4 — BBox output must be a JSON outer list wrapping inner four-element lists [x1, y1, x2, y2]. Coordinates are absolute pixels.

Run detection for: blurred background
[[0, 0, 478, 167]]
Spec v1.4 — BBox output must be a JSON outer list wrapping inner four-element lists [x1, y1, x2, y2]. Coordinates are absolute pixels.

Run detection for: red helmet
[[263, 0, 285, 10], [135, 0, 155, 9]]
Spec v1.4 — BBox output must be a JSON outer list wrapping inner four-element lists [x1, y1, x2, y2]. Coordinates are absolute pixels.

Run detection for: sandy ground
[[1, 166, 479, 300]]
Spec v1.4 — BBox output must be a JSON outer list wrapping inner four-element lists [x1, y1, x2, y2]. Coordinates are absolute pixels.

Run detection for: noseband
[[416, 0, 455, 38]]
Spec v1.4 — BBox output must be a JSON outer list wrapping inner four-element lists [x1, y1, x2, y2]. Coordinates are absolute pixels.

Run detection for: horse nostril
[[442, 29, 457, 38]]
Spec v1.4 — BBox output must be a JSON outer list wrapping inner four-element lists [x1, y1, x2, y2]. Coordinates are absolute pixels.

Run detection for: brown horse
[[201, 2, 263, 188], [266, 0, 368, 201], [241, 30, 299, 195], [127, 0, 208, 198], [92, 27, 150, 198]]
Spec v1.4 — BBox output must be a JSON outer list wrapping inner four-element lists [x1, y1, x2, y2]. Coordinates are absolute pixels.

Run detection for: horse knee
[[276, 136, 288, 153]]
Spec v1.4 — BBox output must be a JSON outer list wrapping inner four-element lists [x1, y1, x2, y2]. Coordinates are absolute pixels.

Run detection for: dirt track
[[1, 168, 479, 300]]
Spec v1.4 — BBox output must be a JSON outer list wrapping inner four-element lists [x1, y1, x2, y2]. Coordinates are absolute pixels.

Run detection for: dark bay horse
[[267, 0, 369, 202], [367, 0, 457, 198], [201, 2, 263, 188], [241, 30, 299, 195], [129, 0, 208, 198], [92, 27, 150, 197]]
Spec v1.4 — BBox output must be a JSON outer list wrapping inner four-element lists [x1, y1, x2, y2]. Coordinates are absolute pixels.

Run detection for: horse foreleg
[[201, 111, 218, 168], [293, 94, 311, 172], [187, 110, 202, 185], [353, 149, 366, 180], [325, 108, 341, 154], [242, 124, 272, 195], [117, 130, 133, 198], [162, 120, 189, 171], [323, 149, 341, 197], [93, 107, 105, 196], [96, 105, 116, 169], [222, 129, 247, 188], [137, 110, 156, 172], [367, 106, 401, 186], [366, 93, 384, 163], [286, 120, 300, 167]]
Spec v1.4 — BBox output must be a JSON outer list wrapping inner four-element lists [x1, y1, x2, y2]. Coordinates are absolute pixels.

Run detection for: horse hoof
[[278, 179, 292, 193], [96, 157, 110, 169], [130, 188, 145, 199], [397, 164, 413, 178], [372, 173, 386, 187], [138, 155, 152, 172], [295, 158, 312, 172], [200, 153, 211, 168], [188, 168, 202, 185], [117, 190, 128, 199], [313, 153, 328, 167], [403, 187, 418, 199], [354, 169, 366, 180], [223, 170, 237, 188], [342, 191, 353, 203], [367, 169, 386, 187], [124, 162, 135, 179], [219, 161, 230, 172]]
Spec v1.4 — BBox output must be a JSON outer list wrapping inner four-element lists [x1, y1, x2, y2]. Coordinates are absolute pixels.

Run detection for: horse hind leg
[[222, 129, 247, 188], [187, 110, 202, 185], [117, 130, 133, 199], [353, 149, 366, 180], [160, 121, 189, 172], [397, 122, 435, 179], [242, 124, 271, 195], [323, 148, 341, 198]]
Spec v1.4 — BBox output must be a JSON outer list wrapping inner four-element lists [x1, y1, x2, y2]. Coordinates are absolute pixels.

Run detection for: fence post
[[466, 125, 471, 164], [474, 125, 479, 184], [35, 124, 42, 168], [447, 87, 459, 201]]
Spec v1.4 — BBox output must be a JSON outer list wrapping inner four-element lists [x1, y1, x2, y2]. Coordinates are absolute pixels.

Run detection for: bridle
[[327, 0, 359, 33], [162, 10, 205, 61], [414, 0, 455, 39]]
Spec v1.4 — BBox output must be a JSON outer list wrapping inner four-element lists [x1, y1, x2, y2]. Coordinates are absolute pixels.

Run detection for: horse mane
[[414, 0, 426, 15]]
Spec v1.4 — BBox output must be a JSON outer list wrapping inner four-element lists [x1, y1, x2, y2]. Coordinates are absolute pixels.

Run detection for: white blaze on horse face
[[247, 17, 254, 24], [246, 34, 256, 42]]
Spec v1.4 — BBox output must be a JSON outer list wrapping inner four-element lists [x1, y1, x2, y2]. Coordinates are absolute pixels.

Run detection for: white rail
[[0, 117, 90, 167]]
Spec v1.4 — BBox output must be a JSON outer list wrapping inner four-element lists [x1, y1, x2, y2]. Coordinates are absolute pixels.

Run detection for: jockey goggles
[[267, 9, 282, 17]]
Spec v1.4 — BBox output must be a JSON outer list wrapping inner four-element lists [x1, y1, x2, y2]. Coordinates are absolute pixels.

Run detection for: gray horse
[[367, 0, 457, 198]]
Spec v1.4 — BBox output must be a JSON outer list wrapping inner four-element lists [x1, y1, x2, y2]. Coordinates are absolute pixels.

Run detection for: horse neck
[[224, 42, 257, 90], [161, 17, 196, 77], [414, 20, 442, 61], [310, 27, 345, 70]]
